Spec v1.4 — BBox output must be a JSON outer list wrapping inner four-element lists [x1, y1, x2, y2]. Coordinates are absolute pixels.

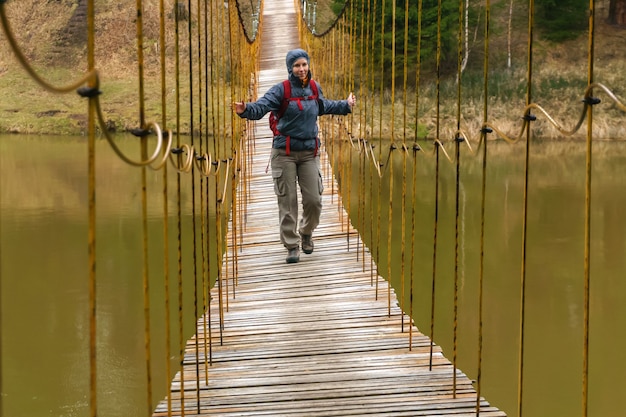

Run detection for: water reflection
[[330, 139, 626, 417], [1, 134, 220, 417], [2, 135, 625, 417]]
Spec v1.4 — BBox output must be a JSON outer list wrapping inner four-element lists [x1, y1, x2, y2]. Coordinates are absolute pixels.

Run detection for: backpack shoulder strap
[[309, 79, 319, 99], [276, 80, 291, 118]]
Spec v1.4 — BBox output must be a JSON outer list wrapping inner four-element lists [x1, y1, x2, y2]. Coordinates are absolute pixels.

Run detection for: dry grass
[[346, 19, 626, 143], [0, 0, 234, 135], [1, 0, 625, 139]]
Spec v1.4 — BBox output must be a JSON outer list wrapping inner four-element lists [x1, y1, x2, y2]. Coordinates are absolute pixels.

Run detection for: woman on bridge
[[234, 48, 356, 264]]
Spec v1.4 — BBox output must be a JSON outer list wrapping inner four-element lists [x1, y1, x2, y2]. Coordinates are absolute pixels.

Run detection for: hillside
[[1, 0, 625, 137]]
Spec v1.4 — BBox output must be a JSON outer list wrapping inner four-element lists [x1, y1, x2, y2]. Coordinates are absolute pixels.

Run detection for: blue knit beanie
[[286, 49, 310, 75]]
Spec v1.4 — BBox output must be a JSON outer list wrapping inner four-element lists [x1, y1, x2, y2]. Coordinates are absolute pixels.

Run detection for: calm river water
[[1, 134, 625, 417], [331, 138, 626, 417]]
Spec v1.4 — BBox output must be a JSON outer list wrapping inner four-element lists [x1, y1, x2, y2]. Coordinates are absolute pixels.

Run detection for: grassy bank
[[0, 68, 194, 135], [1, 1, 625, 139]]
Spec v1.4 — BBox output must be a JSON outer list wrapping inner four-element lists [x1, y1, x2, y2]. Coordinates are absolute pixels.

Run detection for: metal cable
[[0, 3, 97, 94], [428, 0, 444, 373], [133, 0, 154, 410], [475, 0, 492, 414], [399, 0, 410, 334], [197, 0, 210, 387], [582, 2, 597, 417], [451, 0, 466, 398], [140, 137, 154, 414], [172, 2, 186, 414], [517, 1, 536, 415], [86, 2, 97, 416], [409, 0, 424, 352]]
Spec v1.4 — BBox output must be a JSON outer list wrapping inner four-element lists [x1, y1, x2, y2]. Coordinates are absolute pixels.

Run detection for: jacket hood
[[286, 49, 311, 79]]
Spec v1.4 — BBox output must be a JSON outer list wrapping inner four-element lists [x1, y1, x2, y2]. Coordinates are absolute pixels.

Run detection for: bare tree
[[507, 0, 514, 68], [461, 0, 469, 72], [460, 0, 482, 74]]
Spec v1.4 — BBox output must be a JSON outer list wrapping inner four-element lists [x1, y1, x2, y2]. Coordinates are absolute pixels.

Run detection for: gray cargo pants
[[270, 148, 323, 250]]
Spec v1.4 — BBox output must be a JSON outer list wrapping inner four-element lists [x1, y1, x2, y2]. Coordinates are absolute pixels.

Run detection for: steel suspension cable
[[196, 0, 210, 391], [140, 135, 154, 413], [409, 0, 424, 353], [386, 142, 394, 317], [428, 0, 444, 372], [344, 14, 354, 253], [172, 3, 186, 414], [0, 3, 97, 93], [229, 0, 241, 299], [215, 0, 226, 346], [220, 0, 231, 313], [225, 0, 235, 312], [451, 0, 467, 398], [318, 35, 332, 196], [408, 143, 418, 350], [387, 0, 398, 318], [368, 0, 379, 291], [204, 0, 214, 376], [333, 31, 344, 221], [400, 141, 407, 332], [475, 0, 492, 414], [357, 0, 368, 271], [348, 0, 362, 261], [133, 0, 155, 410], [86, 1, 97, 416], [342, 18, 353, 246], [183, 0, 203, 410], [400, 0, 410, 335], [358, 137, 366, 270], [368, 146, 377, 289], [157, 0, 173, 414], [582, 1, 596, 417], [377, 0, 386, 307], [347, 18, 356, 252], [209, 0, 220, 358], [517, 1, 536, 416], [216, 0, 226, 322]]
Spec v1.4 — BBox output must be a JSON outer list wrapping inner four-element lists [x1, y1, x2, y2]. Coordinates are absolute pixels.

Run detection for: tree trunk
[[461, 0, 469, 72], [507, 0, 514, 68], [609, 0, 626, 25]]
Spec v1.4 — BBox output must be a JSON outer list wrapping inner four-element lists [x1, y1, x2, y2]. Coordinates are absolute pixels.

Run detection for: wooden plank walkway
[[153, 1, 506, 415]]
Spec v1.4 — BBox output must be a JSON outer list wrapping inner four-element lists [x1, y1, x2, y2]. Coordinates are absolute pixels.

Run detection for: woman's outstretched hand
[[233, 102, 246, 114], [347, 92, 356, 108]]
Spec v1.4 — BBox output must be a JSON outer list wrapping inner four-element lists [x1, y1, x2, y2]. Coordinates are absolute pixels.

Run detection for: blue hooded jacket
[[238, 48, 352, 151]]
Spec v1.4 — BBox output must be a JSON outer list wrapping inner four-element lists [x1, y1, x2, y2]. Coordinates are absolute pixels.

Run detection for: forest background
[[0, 0, 624, 139]]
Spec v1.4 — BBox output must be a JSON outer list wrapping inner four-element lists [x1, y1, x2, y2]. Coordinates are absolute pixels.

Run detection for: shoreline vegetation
[[0, 1, 624, 140]]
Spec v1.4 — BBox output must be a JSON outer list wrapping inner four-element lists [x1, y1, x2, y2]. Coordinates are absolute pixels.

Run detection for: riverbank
[[2, 62, 625, 140], [1, 2, 625, 139]]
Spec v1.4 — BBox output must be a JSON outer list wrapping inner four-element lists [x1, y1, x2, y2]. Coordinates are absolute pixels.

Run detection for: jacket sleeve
[[238, 83, 283, 120], [316, 83, 352, 116]]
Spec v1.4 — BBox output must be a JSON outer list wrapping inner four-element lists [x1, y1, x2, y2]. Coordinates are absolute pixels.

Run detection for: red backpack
[[269, 79, 319, 137]]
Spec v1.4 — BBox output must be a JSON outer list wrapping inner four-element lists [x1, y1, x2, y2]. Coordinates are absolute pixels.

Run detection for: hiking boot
[[286, 247, 300, 264], [300, 234, 314, 254]]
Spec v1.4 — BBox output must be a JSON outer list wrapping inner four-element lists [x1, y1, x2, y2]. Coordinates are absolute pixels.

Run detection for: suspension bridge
[[2, 0, 625, 416], [150, 0, 504, 414]]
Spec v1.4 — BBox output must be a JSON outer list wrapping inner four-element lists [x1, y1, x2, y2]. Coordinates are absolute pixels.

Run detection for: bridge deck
[[153, 0, 506, 415]]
